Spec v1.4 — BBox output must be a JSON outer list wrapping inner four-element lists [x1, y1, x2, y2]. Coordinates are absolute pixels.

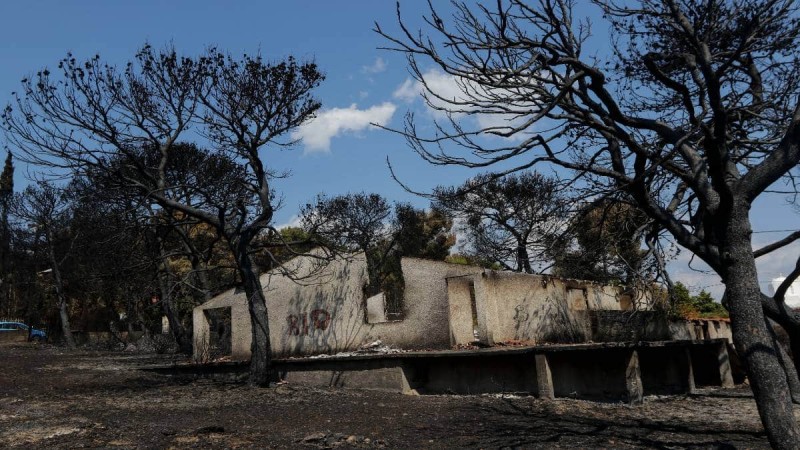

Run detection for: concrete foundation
[[268, 339, 733, 401]]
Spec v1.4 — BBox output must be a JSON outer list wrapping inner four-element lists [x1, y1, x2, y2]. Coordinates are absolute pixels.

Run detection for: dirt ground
[[0, 342, 793, 449]]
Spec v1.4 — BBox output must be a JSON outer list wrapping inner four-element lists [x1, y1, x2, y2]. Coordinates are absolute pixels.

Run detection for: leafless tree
[[12, 182, 76, 348], [2, 44, 325, 385], [377, 0, 800, 444]]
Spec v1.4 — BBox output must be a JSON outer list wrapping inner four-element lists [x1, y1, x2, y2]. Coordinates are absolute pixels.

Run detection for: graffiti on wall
[[287, 309, 332, 336]]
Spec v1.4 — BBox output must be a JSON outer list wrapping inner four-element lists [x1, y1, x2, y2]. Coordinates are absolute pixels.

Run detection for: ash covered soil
[[0, 343, 789, 449]]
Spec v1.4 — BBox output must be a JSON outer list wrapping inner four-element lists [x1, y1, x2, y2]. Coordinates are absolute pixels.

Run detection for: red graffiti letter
[[310, 309, 331, 331], [287, 315, 300, 336]]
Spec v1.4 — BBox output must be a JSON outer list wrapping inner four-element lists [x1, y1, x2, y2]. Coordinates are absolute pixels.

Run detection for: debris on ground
[[306, 340, 407, 359], [298, 431, 387, 448], [453, 341, 492, 350], [494, 339, 536, 347], [0, 343, 775, 449]]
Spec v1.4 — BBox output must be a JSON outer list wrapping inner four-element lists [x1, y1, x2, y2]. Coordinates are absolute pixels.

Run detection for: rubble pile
[[306, 340, 407, 359]]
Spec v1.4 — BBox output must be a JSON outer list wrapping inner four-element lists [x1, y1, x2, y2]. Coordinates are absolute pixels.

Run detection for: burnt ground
[[0, 342, 793, 449]]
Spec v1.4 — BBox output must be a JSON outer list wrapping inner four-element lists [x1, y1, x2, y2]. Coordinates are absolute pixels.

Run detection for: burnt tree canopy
[[551, 199, 650, 285], [302, 192, 454, 317], [377, 0, 800, 445], [433, 171, 567, 274], [2, 44, 325, 385]]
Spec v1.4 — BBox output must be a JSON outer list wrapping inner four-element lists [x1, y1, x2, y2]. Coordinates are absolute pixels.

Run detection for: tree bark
[[517, 244, 533, 274], [136, 306, 152, 339], [723, 207, 799, 447], [231, 238, 274, 386], [190, 255, 214, 303], [767, 319, 800, 404], [761, 294, 800, 376], [45, 227, 75, 349], [790, 330, 800, 376], [156, 273, 192, 354]]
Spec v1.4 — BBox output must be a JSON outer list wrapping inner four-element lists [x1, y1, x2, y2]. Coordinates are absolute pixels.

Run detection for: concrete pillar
[[399, 363, 420, 395], [535, 354, 555, 400], [707, 321, 719, 339], [625, 350, 643, 405], [717, 342, 735, 388], [685, 348, 696, 393]]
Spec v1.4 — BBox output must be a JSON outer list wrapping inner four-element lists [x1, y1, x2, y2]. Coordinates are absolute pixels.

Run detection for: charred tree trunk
[[155, 272, 192, 354], [230, 237, 274, 386], [44, 227, 75, 349], [363, 246, 383, 297], [154, 234, 192, 355], [775, 314, 800, 378], [723, 207, 799, 446], [189, 254, 214, 303], [136, 305, 152, 339], [131, 296, 152, 339], [790, 330, 800, 376], [770, 323, 800, 404], [516, 244, 533, 274], [758, 294, 800, 382]]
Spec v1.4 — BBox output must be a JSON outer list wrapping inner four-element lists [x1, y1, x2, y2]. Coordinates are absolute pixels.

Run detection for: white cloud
[[292, 102, 397, 153], [393, 70, 469, 114], [362, 57, 387, 74], [392, 69, 533, 137], [275, 215, 302, 230], [392, 78, 419, 102]]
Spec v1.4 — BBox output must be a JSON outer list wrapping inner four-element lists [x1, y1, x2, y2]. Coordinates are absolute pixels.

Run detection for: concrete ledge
[[273, 339, 731, 364]]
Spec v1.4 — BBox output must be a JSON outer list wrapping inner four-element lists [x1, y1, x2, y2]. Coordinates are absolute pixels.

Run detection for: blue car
[[0, 321, 47, 342]]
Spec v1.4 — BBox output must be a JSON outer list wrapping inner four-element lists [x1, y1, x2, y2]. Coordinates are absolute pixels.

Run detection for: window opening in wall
[[204, 308, 232, 360], [567, 287, 588, 310], [366, 292, 390, 324], [374, 252, 405, 321]]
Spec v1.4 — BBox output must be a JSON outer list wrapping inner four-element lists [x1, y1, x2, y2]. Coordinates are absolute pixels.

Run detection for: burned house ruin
[[191, 253, 734, 402]]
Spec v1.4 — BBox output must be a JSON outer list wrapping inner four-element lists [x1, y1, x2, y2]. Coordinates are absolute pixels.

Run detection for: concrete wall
[[468, 271, 637, 345], [668, 319, 732, 344], [270, 253, 370, 358], [193, 254, 482, 360], [194, 253, 370, 360], [590, 311, 671, 342], [193, 285, 253, 361], [380, 258, 482, 349], [193, 251, 662, 360]]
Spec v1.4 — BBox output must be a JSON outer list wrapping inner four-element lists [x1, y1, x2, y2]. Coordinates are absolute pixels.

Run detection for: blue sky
[[0, 1, 797, 297]]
